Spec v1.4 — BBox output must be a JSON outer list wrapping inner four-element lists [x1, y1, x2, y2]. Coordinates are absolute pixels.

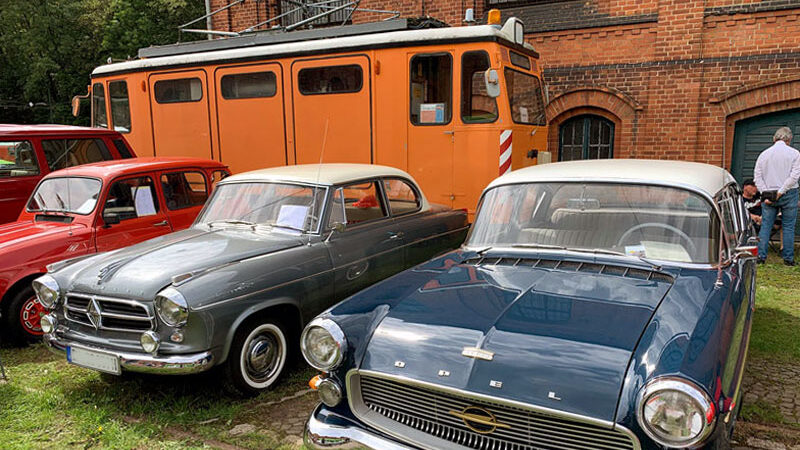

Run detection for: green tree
[[0, 0, 203, 125]]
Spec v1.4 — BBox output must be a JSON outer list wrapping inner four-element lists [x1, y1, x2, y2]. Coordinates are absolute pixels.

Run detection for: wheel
[[223, 319, 289, 397], [2, 285, 44, 346]]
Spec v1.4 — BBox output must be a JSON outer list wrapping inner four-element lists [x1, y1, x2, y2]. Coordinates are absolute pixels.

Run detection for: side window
[[383, 179, 421, 216], [112, 138, 134, 159], [461, 51, 497, 123], [154, 78, 203, 103], [221, 72, 277, 99], [0, 140, 39, 177], [410, 53, 452, 125], [92, 82, 108, 129], [104, 176, 159, 221], [298, 65, 363, 95], [505, 68, 546, 126], [109, 80, 131, 133], [41, 139, 113, 171], [210, 170, 230, 189], [329, 181, 387, 226], [161, 171, 209, 210]]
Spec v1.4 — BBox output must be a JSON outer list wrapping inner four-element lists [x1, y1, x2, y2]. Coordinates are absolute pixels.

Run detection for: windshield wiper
[[207, 219, 256, 229], [512, 243, 568, 250], [54, 192, 68, 212], [267, 223, 307, 234], [34, 192, 66, 215], [567, 247, 627, 257]]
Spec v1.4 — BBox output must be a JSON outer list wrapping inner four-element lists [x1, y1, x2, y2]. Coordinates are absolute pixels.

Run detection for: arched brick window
[[559, 115, 614, 161]]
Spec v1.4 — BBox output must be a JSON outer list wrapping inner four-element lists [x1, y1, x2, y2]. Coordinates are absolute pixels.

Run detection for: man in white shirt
[[754, 126, 800, 265]]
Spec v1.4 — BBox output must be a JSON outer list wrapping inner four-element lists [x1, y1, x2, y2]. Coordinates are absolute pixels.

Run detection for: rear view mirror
[[103, 212, 120, 227], [484, 69, 501, 98], [332, 222, 347, 233]]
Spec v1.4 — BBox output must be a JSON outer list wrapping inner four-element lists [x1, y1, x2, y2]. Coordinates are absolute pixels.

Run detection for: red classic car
[[0, 157, 229, 344], [0, 124, 138, 224]]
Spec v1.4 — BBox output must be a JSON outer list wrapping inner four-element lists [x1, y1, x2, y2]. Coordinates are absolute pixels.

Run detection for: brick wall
[[207, 0, 800, 169]]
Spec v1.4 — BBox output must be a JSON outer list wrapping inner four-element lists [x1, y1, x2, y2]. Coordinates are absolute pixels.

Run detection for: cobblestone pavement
[[742, 357, 800, 424]]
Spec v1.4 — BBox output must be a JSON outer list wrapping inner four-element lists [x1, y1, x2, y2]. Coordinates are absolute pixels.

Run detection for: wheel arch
[[219, 297, 304, 363], [1, 272, 44, 315]]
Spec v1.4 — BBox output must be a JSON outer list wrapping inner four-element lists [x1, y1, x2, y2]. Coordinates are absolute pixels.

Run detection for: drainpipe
[[205, 0, 213, 39]]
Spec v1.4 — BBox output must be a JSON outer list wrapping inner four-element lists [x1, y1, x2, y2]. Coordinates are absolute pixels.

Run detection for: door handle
[[153, 220, 169, 227], [443, 131, 454, 135], [387, 231, 405, 240]]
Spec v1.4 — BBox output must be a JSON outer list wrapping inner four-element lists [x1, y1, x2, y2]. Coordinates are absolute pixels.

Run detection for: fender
[[218, 296, 303, 363]]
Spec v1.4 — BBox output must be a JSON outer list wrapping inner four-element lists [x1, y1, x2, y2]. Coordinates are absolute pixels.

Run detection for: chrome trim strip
[[43, 333, 214, 375], [347, 369, 641, 450], [304, 403, 414, 450]]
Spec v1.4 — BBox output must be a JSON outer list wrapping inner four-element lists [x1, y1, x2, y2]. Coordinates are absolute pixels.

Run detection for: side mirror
[[484, 68, 501, 98], [331, 222, 347, 233], [103, 212, 120, 227], [71, 85, 91, 117]]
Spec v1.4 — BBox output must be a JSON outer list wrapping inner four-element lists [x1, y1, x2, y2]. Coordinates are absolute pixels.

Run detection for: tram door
[[149, 71, 213, 159]]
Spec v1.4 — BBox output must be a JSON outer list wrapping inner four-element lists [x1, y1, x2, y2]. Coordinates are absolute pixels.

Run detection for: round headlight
[[140, 331, 160, 354], [301, 318, 347, 371], [317, 378, 343, 407], [41, 314, 57, 334], [32, 275, 60, 309], [637, 377, 715, 448], [154, 287, 188, 327]]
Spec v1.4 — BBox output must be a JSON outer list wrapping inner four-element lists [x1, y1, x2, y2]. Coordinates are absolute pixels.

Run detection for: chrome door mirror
[[331, 222, 347, 233], [484, 68, 501, 98]]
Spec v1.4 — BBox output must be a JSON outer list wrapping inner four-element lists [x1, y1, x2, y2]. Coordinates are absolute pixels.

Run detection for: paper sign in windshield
[[133, 186, 157, 216], [276, 205, 308, 232]]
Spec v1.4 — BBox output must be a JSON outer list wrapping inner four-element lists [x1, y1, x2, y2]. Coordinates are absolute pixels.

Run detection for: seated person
[[743, 178, 782, 245]]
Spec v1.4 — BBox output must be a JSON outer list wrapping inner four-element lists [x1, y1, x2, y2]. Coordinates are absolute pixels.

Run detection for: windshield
[[27, 177, 102, 215], [196, 182, 326, 233], [505, 68, 546, 126], [468, 183, 720, 264]]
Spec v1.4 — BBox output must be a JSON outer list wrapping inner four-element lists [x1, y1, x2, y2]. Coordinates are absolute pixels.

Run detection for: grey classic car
[[35, 164, 469, 395]]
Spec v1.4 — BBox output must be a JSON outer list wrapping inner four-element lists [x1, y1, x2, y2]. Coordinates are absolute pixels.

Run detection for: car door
[[0, 138, 41, 224], [94, 173, 174, 252], [325, 180, 407, 301], [159, 169, 210, 230]]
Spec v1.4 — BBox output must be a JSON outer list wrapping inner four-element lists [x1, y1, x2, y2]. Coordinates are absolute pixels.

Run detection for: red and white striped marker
[[499, 129, 512, 175]]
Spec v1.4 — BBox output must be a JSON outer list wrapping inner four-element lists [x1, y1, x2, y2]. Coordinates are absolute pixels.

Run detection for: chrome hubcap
[[244, 332, 281, 383]]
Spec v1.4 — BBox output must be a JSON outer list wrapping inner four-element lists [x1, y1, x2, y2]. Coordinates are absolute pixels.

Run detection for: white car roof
[[222, 163, 415, 186], [488, 159, 736, 198]]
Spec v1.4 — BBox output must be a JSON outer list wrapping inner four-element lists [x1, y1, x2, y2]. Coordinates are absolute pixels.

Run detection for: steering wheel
[[616, 222, 697, 256]]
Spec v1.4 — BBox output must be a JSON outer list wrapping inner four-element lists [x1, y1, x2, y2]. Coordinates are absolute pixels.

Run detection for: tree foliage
[[0, 0, 204, 125]]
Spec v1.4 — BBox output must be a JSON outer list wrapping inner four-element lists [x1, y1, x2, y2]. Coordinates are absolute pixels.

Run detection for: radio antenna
[[308, 117, 330, 245]]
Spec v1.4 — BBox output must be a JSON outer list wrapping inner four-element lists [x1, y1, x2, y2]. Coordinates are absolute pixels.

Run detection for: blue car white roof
[[487, 159, 737, 198]]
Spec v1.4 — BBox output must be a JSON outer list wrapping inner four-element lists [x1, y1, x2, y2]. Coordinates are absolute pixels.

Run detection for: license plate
[[67, 346, 121, 375]]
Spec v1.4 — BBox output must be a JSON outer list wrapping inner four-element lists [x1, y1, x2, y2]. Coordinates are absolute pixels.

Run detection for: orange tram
[[83, 13, 547, 214]]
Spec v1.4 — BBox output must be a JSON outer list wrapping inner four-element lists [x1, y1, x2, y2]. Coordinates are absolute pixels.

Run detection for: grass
[[1, 257, 799, 448], [0, 345, 316, 449]]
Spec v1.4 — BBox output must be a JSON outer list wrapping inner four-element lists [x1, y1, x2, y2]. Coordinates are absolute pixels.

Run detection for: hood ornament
[[462, 347, 494, 361], [96, 259, 128, 284], [449, 406, 510, 434]]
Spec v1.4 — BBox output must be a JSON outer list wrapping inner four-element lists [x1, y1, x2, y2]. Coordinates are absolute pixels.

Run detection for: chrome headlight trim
[[32, 274, 60, 309], [300, 317, 347, 371], [636, 376, 716, 448], [154, 287, 189, 327], [40, 314, 58, 334], [140, 330, 161, 354]]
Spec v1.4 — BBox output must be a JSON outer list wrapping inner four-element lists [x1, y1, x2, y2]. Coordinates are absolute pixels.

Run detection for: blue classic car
[[301, 160, 756, 450], [35, 164, 468, 395]]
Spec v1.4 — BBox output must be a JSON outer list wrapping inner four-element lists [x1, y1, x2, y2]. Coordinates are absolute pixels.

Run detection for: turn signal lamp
[[309, 374, 322, 390], [488, 9, 501, 26]]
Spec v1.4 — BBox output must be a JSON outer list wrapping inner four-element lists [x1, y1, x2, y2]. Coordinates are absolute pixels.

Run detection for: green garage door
[[732, 108, 800, 183], [732, 108, 800, 239]]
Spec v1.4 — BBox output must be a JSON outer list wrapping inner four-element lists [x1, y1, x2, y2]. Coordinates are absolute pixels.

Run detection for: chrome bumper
[[304, 403, 413, 450], [44, 333, 214, 375]]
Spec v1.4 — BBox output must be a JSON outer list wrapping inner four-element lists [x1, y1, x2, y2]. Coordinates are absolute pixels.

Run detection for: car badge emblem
[[438, 370, 450, 377], [462, 347, 494, 361], [449, 406, 511, 434], [489, 380, 503, 389], [87, 298, 102, 330], [394, 361, 406, 368], [548, 391, 562, 401]]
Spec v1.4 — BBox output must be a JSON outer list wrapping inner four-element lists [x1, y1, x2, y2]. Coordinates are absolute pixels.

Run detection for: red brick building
[[209, 0, 800, 181]]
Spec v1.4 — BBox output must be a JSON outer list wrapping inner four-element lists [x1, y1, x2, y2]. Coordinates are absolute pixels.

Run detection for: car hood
[[360, 259, 674, 422], [65, 227, 304, 300], [0, 219, 79, 251]]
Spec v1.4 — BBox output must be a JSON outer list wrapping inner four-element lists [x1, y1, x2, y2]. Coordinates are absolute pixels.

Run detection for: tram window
[[461, 51, 497, 124], [109, 81, 131, 133], [92, 83, 108, 129], [298, 65, 363, 95], [154, 78, 203, 103], [509, 51, 531, 70], [410, 53, 452, 125], [221, 72, 277, 99]]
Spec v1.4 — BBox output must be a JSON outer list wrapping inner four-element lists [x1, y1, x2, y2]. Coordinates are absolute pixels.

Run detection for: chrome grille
[[353, 373, 638, 450], [64, 293, 154, 332]]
